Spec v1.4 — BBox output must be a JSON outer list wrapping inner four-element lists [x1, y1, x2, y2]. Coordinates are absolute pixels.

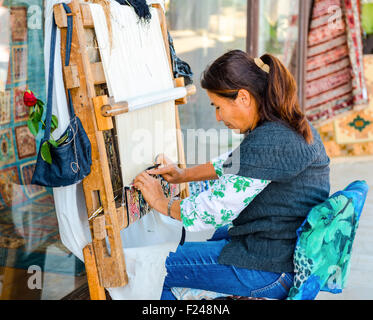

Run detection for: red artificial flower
[[23, 89, 38, 107]]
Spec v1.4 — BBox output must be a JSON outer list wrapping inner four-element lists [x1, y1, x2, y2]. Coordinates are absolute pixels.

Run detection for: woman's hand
[[133, 171, 168, 212], [146, 154, 187, 184]]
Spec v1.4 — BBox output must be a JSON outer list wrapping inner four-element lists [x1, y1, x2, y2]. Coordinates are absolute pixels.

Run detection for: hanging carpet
[[305, 0, 369, 127]]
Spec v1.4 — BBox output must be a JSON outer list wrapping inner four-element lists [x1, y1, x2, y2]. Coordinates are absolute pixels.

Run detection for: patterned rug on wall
[[0, 1, 84, 276], [334, 55, 373, 144], [306, 0, 369, 126], [318, 55, 373, 157]]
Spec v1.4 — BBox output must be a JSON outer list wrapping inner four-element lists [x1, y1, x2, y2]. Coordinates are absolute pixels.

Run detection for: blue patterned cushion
[[287, 180, 369, 300]]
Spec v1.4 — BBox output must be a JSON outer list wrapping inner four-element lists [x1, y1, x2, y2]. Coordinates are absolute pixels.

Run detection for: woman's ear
[[237, 89, 252, 108]]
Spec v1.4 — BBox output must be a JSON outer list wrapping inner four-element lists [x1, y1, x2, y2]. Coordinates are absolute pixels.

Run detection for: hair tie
[[254, 58, 270, 74]]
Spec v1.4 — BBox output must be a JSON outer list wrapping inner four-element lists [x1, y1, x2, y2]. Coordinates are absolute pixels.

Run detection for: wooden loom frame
[[53, 0, 192, 300]]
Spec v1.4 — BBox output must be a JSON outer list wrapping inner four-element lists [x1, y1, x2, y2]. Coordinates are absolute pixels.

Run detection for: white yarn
[[89, 0, 182, 300], [90, 1, 178, 186]]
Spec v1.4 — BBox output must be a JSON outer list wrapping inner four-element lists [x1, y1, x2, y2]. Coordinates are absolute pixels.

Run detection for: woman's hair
[[200, 50, 313, 144]]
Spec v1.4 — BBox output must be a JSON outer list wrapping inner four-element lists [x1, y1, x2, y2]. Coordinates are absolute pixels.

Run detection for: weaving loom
[[52, 0, 195, 299]]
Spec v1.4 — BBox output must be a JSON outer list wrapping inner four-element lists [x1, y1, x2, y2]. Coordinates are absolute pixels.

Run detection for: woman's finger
[[154, 154, 168, 168], [134, 174, 147, 186], [137, 172, 160, 187], [154, 153, 164, 165], [155, 153, 173, 166], [133, 181, 143, 190], [161, 173, 172, 181], [147, 164, 174, 175], [142, 171, 157, 181]]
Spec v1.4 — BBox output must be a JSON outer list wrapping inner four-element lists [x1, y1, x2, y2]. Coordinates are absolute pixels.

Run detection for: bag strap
[[63, 3, 76, 120], [44, 4, 75, 142], [43, 14, 57, 141]]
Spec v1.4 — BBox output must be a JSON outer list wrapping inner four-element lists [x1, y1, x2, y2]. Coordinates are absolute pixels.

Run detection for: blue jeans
[[161, 227, 294, 300]]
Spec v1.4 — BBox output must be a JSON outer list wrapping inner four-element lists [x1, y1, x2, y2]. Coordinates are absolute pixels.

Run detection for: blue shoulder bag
[[32, 4, 92, 187]]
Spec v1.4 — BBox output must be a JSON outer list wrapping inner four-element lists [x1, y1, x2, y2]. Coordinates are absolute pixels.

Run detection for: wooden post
[[246, 0, 260, 57], [54, 0, 128, 298], [52, 0, 192, 299], [83, 244, 106, 300], [152, 4, 190, 198], [297, 0, 313, 112]]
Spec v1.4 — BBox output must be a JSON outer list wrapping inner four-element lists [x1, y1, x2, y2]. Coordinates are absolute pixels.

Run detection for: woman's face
[[207, 89, 260, 134]]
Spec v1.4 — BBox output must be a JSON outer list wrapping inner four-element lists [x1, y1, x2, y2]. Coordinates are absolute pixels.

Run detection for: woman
[[134, 50, 330, 300]]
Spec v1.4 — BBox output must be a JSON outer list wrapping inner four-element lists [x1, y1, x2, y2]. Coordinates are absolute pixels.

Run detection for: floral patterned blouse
[[180, 152, 271, 232]]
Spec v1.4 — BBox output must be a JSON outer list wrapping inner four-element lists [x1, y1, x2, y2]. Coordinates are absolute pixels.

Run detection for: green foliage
[[41, 141, 52, 165], [51, 115, 58, 133], [27, 118, 39, 136], [362, 3, 373, 35], [27, 96, 62, 164]]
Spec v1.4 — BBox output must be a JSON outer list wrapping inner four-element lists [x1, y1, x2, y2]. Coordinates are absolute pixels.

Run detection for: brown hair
[[201, 50, 313, 144]]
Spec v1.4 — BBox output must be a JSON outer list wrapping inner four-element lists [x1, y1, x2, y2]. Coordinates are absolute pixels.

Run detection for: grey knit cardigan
[[218, 120, 330, 273]]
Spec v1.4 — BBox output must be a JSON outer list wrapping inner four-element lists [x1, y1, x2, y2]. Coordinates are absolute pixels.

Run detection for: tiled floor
[[316, 156, 373, 300]]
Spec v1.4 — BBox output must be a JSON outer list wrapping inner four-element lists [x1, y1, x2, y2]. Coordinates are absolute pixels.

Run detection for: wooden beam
[[83, 244, 107, 300], [151, 4, 190, 198], [64, 64, 80, 89], [64, 62, 107, 90], [58, 0, 128, 290], [93, 215, 107, 240], [54, 0, 191, 297], [174, 77, 187, 105], [93, 95, 114, 131], [117, 205, 128, 230], [152, 4, 173, 73], [80, 3, 94, 28], [91, 62, 106, 85], [54, 4, 68, 28], [55, 3, 94, 29]]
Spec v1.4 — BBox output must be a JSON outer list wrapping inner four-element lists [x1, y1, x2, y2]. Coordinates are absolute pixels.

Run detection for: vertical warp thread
[[92, 0, 113, 50], [115, 0, 152, 22]]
